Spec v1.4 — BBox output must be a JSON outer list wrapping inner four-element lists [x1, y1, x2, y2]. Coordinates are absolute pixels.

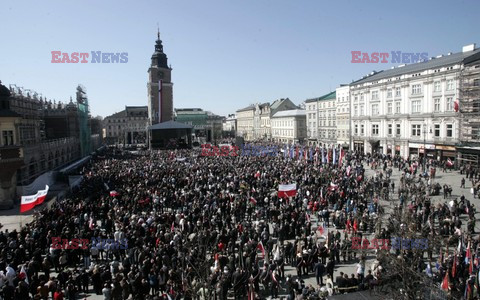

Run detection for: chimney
[[463, 44, 476, 52]]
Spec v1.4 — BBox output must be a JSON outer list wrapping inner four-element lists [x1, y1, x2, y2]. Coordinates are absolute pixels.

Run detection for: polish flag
[[110, 191, 119, 197], [346, 165, 352, 176], [249, 197, 257, 205], [254, 171, 261, 178], [20, 265, 28, 284], [257, 241, 265, 258], [20, 185, 49, 213], [278, 184, 297, 198], [454, 99, 459, 112]]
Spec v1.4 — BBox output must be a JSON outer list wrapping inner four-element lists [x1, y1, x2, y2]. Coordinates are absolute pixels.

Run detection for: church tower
[[147, 31, 173, 124]]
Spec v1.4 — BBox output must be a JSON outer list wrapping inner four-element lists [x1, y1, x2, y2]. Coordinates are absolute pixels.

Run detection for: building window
[[474, 79, 480, 87], [434, 81, 441, 92], [411, 124, 421, 137], [361, 124, 365, 135], [411, 100, 421, 114], [354, 124, 358, 135], [387, 89, 392, 98], [354, 105, 358, 116], [411, 84, 422, 95], [434, 124, 440, 137], [2, 130, 14, 145], [387, 102, 393, 114], [354, 96, 358, 102], [372, 124, 379, 136], [388, 124, 393, 135], [371, 91, 379, 100], [434, 98, 441, 112], [360, 105, 364, 116], [447, 79, 454, 91], [396, 124, 401, 135], [446, 124, 453, 137], [395, 102, 401, 114], [372, 104, 379, 115], [395, 87, 401, 97], [446, 97, 454, 111]]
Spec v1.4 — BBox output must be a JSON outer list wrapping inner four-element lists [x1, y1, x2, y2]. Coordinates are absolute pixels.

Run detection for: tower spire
[[157, 23, 160, 40]]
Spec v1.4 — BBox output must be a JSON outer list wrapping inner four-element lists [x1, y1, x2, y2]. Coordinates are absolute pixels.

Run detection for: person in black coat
[[313, 261, 325, 286], [326, 258, 335, 280]]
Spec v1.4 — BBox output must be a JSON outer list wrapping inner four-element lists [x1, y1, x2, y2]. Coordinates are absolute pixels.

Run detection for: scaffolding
[[458, 53, 480, 167], [76, 85, 92, 157]]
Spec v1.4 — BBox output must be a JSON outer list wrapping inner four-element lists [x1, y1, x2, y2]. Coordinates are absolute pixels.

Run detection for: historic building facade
[[350, 44, 479, 161], [305, 92, 337, 147], [147, 32, 173, 125], [103, 106, 148, 145], [271, 109, 307, 143], [0, 82, 98, 208]]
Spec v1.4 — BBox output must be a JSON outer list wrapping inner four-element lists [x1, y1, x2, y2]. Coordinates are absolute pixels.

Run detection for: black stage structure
[[148, 120, 193, 149]]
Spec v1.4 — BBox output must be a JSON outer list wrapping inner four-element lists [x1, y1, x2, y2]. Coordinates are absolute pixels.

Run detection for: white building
[[237, 98, 298, 141], [236, 105, 255, 140], [223, 114, 236, 133], [336, 85, 351, 149], [271, 109, 307, 143], [305, 92, 337, 146], [350, 44, 479, 161]]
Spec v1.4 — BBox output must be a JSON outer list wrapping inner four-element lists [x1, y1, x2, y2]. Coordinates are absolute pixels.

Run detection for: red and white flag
[[20, 185, 49, 213], [257, 241, 265, 258], [20, 265, 28, 284], [171, 222, 175, 232], [249, 197, 257, 205], [278, 184, 297, 198], [454, 99, 459, 112], [110, 190, 119, 197], [446, 159, 454, 167]]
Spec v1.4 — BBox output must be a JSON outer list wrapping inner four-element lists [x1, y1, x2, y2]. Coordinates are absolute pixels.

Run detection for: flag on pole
[[321, 148, 326, 164], [333, 147, 337, 165], [295, 147, 299, 159], [339, 148, 344, 167], [466, 241, 471, 264], [441, 271, 449, 290], [278, 184, 297, 198]]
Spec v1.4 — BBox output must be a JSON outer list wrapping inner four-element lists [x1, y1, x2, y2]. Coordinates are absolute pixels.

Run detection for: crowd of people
[[0, 143, 477, 299]]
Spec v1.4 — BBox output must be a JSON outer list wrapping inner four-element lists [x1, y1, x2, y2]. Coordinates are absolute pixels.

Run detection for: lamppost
[[422, 122, 432, 170]]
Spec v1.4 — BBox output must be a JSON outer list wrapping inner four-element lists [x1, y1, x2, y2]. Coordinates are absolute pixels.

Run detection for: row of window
[[2, 130, 14, 146], [352, 97, 455, 116], [353, 79, 455, 101], [354, 123, 454, 138]]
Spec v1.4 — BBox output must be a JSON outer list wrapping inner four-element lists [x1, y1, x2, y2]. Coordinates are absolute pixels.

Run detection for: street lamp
[[422, 122, 432, 170]]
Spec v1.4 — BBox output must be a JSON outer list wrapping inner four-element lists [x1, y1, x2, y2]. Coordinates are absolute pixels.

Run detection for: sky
[[0, 0, 478, 118]]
